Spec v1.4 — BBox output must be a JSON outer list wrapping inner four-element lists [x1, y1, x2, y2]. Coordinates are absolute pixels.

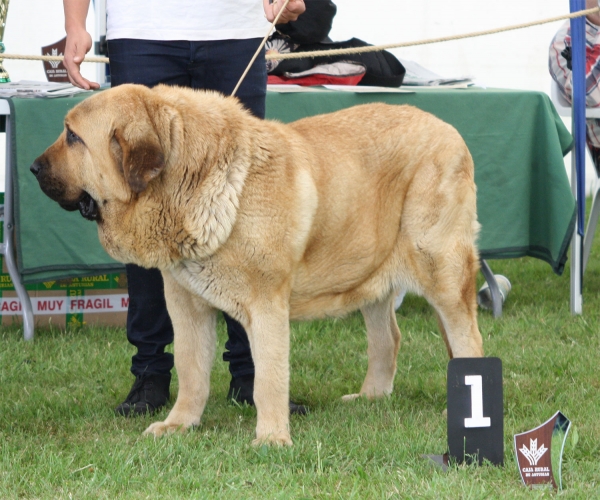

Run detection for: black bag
[[275, 0, 337, 44], [271, 38, 406, 88]]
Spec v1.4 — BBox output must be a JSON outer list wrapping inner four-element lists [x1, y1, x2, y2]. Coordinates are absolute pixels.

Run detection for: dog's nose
[[30, 159, 43, 177]]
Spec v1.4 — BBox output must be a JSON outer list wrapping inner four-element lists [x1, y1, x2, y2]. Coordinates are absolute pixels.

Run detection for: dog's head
[[31, 84, 257, 267], [30, 84, 176, 222]]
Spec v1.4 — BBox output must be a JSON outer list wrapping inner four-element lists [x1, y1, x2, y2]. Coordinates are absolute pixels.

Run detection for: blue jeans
[[107, 38, 266, 378]]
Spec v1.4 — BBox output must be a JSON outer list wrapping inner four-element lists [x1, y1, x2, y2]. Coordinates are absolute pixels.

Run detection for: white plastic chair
[[551, 80, 600, 312]]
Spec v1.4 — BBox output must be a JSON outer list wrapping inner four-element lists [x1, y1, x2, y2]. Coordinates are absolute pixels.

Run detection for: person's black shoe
[[115, 373, 171, 417], [227, 374, 309, 415], [227, 374, 255, 405], [288, 400, 309, 416]]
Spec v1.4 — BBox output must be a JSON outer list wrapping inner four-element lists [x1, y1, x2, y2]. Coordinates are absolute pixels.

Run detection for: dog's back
[[282, 104, 479, 327]]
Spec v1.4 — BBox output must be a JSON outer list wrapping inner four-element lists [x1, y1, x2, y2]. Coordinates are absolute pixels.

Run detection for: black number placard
[[447, 357, 504, 466]]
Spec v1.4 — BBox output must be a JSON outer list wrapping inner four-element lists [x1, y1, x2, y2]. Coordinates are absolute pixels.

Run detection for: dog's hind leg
[[423, 247, 484, 359], [434, 312, 454, 359], [342, 292, 401, 401], [144, 272, 217, 437], [431, 298, 483, 359]]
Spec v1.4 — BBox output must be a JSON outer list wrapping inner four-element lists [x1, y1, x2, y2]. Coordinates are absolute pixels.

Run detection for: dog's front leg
[[248, 300, 292, 446], [144, 271, 217, 437]]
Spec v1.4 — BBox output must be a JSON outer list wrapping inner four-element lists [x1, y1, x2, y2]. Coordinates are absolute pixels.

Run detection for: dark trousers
[[107, 38, 266, 378]]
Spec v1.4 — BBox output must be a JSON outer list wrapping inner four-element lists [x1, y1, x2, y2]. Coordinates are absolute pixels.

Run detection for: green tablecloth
[[5, 87, 575, 283]]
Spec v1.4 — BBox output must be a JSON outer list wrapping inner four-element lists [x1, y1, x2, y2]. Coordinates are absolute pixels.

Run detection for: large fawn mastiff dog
[[31, 84, 483, 445]]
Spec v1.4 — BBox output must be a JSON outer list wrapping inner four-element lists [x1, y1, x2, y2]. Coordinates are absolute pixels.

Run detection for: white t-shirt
[[106, 0, 270, 41]]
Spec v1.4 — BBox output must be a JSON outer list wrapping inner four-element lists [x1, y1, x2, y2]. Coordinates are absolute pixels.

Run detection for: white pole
[[94, 0, 107, 85], [571, 146, 583, 314]]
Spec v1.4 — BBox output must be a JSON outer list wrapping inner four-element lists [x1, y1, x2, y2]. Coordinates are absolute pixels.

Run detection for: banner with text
[[0, 294, 129, 315]]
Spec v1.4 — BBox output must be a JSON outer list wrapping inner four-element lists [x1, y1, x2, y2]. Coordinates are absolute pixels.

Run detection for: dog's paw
[[252, 432, 293, 447], [143, 421, 191, 437], [252, 430, 293, 446], [342, 389, 391, 401]]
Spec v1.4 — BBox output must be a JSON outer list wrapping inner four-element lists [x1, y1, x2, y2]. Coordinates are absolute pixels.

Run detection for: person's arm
[[63, 0, 99, 89], [586, 0, 600, 26], [263, 0, 305, 24]]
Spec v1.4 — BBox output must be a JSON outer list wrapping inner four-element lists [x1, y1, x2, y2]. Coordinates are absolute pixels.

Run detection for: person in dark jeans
[[62, 0, 307, 417]]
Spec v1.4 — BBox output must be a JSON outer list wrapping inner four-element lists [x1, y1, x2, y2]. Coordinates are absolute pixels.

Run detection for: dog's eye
[[66, 128, 83, 145]]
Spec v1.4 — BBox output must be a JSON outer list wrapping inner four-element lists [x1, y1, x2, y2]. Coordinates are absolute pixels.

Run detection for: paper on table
[[399, 59, 475, 87], [268, 84, 414, 93], [322, 85, 415, 93], [267, 84, 328, 93], [0, 80, 91, 98]]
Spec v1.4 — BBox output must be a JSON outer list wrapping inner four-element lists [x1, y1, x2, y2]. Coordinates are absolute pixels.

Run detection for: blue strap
[[570, 0, 586, 236]]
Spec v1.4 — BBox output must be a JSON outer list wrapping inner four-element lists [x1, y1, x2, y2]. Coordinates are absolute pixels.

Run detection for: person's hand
[[586, 0, 600, 26], [63, 28, 100, 90], [263, 0, 306, 24]]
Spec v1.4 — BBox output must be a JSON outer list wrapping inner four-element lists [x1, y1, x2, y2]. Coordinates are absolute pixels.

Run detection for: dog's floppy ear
[[114, 128, 165, 194]]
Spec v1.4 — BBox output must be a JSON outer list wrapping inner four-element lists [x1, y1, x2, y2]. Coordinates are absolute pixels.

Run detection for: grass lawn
[[1, 240, 600, 498]]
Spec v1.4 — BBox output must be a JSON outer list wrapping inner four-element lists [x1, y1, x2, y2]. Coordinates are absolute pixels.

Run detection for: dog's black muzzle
[[30, 157, 101, 222]]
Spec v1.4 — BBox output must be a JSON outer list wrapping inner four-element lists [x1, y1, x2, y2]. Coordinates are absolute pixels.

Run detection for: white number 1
[[464, 375, 491, 428]]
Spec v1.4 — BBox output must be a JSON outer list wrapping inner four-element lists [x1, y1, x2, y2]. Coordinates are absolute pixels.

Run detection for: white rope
[[0, 52, 109, 63], [0, 6, 596, 65], [266, 6, 600, 61]]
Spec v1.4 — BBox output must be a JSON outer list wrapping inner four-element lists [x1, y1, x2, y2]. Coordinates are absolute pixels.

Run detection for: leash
[[231, 0, 291, 97]]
